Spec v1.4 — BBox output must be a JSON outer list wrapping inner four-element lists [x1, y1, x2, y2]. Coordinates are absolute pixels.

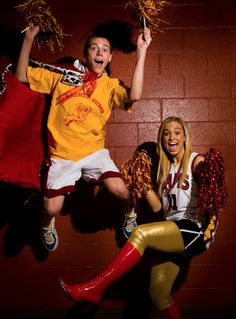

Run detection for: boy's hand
[[25, 23, 40, 41], [137, 27, 152, 49]]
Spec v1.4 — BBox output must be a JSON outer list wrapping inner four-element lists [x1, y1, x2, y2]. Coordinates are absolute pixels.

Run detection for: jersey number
[[167, 193, 177, 211]]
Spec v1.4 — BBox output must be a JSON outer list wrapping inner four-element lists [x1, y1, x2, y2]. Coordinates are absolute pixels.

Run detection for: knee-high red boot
[[59, 242, 141, 304], [160, 302, 182, 319]]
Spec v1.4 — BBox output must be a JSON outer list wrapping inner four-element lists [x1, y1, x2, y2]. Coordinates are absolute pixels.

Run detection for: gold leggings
[[150, 262, 180, 310], [128, 221, 185, 310]]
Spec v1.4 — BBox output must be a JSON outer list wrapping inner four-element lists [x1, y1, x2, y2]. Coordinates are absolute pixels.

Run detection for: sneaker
[[123, 211, 137, 239], [42, 217, 58, 251]]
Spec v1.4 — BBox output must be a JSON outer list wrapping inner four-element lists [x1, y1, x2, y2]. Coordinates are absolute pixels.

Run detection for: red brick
[[225, 169, 236, 199], [183, 264, 235, 288], [138, 123, 160, 145], [209, 98, 236, 121], [222, 204, 235, 218], [0, 269, 45, 308], [216, 218, 236, 240], [208, 52, 236, 75], [91, 229, 116, 243], [155, 30, 184, 52], [106, 123, 138, 147], [58, 5, 131, 30], [0, 246, 21, 270], [164, 5, 208, 29], [217, 145, 236, 169], [161, 52, 207, 76], [205, 3, 236, 27], [42, 269, 73, 307], [185, 75, 232, 98], [143, 53, 160, 76], [107, 112, 114, 123], [114, 146, 137, 168], [163, 99, 208, 121], [188, 122, 234, 145], [21, 243, 68, 268], [111, 52, 160, 77], [108, 146, 115, 160], [143, 76, 184, 98], [193, 240, 235, 265], [57, 215, 101, 244], [176, 287, 236, 306], [110, 52, 136, 78], [163, 3, 236, 29], [114, 99, 161, 123], [66, 242, 119, 267], [1, 0, 236, 312], [184, 29, 236, 52]]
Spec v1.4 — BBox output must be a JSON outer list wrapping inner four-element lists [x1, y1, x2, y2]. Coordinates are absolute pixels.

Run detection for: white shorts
[[43, 149, 120, 198]]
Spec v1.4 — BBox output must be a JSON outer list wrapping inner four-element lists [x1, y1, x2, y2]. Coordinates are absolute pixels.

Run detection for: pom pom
[[15, 0, 66, 52], [195, 148, 228, 215], [125, 0, 169, 33], [121, 150, 153, 198]]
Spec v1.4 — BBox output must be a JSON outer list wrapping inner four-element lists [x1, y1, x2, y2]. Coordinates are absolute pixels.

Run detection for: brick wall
[[0, 0, 235, 312]]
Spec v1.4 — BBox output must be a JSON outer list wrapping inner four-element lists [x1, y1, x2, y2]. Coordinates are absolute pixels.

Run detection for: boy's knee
[[105, 178, 129, 199], [44, 200, 62, 217]]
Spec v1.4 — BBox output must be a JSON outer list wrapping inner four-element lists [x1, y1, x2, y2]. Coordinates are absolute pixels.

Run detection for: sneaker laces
[[42, 217, 55, 230], [43, 230, 56, 244], [42, 218, 56, 243], [124, 214, 137, 231]]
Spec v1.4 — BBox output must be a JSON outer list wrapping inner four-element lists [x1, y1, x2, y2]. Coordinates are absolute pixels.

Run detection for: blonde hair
[[156, 116, 192, 197]]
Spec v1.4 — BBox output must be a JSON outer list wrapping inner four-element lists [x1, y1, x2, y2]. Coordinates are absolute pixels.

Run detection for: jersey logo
[[164, 172, 190, 193], [64, 103, 91, 125], [164, 173, 190, 211], [57, 80, 97, 106]]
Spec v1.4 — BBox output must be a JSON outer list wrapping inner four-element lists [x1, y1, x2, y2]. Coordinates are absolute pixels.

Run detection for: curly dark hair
[[83, 19, 137, 57]]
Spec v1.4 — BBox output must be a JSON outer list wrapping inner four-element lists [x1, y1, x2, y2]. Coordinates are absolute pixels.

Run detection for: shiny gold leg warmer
[[128, 221, 185, 255], [150, 262, 180, 310]]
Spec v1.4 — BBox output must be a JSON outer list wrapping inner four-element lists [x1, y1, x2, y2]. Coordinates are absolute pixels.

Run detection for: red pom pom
[[195, 148, 228, 215]]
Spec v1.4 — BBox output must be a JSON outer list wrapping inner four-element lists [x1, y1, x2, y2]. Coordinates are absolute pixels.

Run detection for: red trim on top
[[44, 172, 121, 197], [90, 171, 122, 184], [44, 185, 75, 198]]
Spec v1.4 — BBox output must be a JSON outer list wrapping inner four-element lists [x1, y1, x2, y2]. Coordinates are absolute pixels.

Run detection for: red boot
[[160, 302, 181, 319], [59, 242, 141, 304]]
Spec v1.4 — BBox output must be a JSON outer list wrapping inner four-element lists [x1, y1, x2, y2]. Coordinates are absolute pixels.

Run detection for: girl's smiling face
[[162, 121, 186, 160]]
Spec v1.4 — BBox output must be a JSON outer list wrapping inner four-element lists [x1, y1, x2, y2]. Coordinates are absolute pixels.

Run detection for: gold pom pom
[[125, 0, 170, 33], [15, 0, 66, 52]]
